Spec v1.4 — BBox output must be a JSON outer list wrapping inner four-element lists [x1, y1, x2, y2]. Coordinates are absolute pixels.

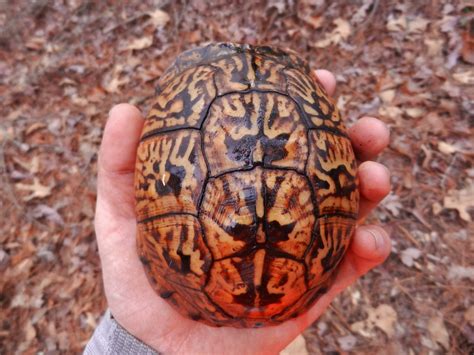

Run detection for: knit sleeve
[[83, 310, 158, 355]]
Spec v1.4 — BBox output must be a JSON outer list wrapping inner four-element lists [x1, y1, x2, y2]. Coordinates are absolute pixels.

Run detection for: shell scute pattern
[[135, 130, 207, 218], [135, 43, 359, 327], [142, 65, 216, 137], [202, 92, 308, 176]]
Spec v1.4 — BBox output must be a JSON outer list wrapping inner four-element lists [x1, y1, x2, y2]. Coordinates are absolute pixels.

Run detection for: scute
[[199, 168, 314, 261], [203, 92, 308, 176], [137, 214, 212, 289], [306, 130, 359, 216], [135, 43, 359, 328], [305, 216, 356, 288], [204, 250, 307, 324], [135, 130, 207, 218], [156, 42, 312, 93], [286, 68, 343, 131], [143, 65, 216, 136]]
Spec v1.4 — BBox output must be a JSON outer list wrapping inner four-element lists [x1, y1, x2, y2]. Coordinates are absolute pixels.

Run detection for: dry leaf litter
[[0, 1, 473, 353]]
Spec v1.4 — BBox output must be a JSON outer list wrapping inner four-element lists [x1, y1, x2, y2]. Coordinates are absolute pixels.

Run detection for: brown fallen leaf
[[122, 36, 154, 51], [13, 155, 40, 174], [443, 180, 474, 222], [381, 193, 403, 217], [351, 0, 374, 24], [465, 305, 474, 326], [407, 16, 429, 33], [25, 36, 46, 50], [25, 122, 46, 136], [313, 18, 351, 48], [24, 320, 36, 342], [378, 105, 403, 119], [432, 202, 443, 215], [102, 64, 129, 93], [424, 37, 444, 57], [147, 9, 170, 28], [400, 247, 422, 268], [32, 204, 64, 225], [461, 22, 474, 64], [448, 265, 474, 281], [452, 70, 474, 85], [386, 14, 407, 32], [379, 89, 396, 104], [405, 107, 425, 118], [351, 304, 398, 338], [438, 141, 459, 155], [427, 316, 450, 349], [15, 178, 53, 201]]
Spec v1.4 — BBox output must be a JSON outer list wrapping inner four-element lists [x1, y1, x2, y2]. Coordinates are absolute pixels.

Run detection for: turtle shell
[[135, 43, 359, 328]]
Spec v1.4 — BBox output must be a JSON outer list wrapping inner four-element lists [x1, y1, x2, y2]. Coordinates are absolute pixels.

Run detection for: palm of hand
[[94, 71, 391, 355]]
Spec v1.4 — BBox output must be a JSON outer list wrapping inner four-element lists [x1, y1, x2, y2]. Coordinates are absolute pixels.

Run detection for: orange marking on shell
[[135, 43, 358, 328]]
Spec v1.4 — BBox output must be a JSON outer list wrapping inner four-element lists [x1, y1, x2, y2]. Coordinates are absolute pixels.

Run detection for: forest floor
[[1, 1, 473, 354]]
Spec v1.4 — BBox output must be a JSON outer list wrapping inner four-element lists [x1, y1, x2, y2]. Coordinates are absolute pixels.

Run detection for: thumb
[[96, 103, 144, 222]]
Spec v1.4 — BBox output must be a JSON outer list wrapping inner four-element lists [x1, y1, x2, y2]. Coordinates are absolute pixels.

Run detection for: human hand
[[94, 70, 391, 355]]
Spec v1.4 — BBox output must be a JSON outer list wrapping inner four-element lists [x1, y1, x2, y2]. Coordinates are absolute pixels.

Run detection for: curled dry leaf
[[438, 141, 459, 155], [405, 107, 425, 118], [122, 36, 154, 51], [351, 304, 398, 338]]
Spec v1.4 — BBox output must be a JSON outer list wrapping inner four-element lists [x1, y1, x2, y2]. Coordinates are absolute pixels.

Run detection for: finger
[[358, 161, 391, 220], [96, 103, 144, 222], [348, 116, 390, 161], [350, 225, 391, 264], [98, 103, 144, 175], [314, 69, 336, 96]]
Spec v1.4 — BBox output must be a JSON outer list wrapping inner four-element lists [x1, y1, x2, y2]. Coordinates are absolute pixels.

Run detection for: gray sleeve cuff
[[84, 310, 158, 355]]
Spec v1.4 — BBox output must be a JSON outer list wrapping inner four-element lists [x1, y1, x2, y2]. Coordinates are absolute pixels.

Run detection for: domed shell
[[135, 43, 359, 328]]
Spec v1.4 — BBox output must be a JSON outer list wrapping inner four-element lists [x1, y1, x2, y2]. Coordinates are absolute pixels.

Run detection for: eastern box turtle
[[135, 43, 359, 328]]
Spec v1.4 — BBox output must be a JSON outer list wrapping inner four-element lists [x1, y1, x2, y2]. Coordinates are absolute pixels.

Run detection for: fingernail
[[366, 228, 385, 250]]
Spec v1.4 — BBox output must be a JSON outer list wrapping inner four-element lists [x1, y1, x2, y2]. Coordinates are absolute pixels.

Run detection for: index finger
[[348, 116, 390, 161]]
